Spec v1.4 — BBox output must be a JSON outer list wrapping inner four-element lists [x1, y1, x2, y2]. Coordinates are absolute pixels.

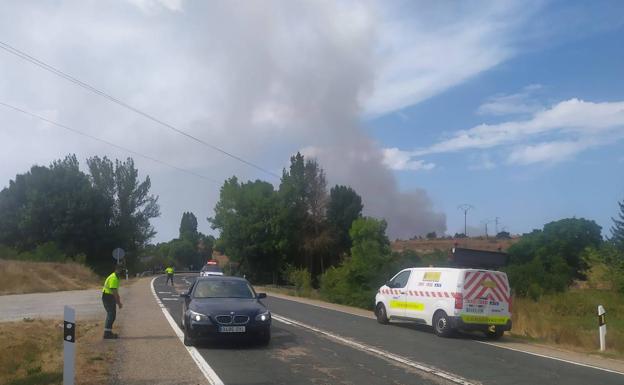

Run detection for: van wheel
[[433, 311, 452, 337], [375, 303, 389, 324], [485, 329, 504, 340]]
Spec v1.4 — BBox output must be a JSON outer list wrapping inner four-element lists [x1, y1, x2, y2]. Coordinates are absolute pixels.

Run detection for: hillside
[[0, 259, 102, 295], [392, 237, 520, 254]]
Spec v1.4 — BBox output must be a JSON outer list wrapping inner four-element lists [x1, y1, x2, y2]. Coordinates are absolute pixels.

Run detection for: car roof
[[194, 275, 246, 282]]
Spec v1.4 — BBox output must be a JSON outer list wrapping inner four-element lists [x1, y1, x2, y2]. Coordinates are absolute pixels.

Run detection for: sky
[[0, 0, 623, 242]]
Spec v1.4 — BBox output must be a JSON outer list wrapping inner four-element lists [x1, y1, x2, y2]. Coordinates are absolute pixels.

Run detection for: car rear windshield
[[193, 279, 255, 299], [201, 265, 222, 273]]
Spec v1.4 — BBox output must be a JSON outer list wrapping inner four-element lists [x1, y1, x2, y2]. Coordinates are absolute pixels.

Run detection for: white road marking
[[271, 294, 624, 376], [158, 291, 172, 294], [150, 277, 224, 385], [475, 340, 624, 376], [161, 298, 179, 301], [272, 314, 476, 385]]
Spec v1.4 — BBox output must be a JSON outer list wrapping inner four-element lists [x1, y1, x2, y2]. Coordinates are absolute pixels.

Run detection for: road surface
[[153, 273, 623, 385]]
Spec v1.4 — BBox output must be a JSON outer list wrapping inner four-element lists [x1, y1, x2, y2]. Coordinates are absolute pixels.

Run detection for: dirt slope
[[0, 259, 101, 295]]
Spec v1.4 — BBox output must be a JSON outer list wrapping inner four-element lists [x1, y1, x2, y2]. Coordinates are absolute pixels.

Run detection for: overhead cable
[[0, 40, 280, 179], [0, 101, 218, 183]]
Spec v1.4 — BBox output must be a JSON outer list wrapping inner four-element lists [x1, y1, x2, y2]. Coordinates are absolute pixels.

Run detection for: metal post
[[598, 305, 606, 351], [63, 306, 76, 385]]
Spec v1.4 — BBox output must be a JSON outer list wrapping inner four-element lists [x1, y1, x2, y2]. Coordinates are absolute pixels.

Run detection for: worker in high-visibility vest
[[165, 265, 174, 286], [102, 265, 123, 339]]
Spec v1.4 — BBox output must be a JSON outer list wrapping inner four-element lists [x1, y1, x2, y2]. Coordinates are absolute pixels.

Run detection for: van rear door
[[461, 270, 511, 325]]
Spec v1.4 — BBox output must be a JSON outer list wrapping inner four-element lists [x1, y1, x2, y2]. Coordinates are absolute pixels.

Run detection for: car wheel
[[485, 328, 504, 340], [433, 311, 453, 337], [257, 329, 271, 346], [375, 303, 389, 324], [183, 327, 195, 347]]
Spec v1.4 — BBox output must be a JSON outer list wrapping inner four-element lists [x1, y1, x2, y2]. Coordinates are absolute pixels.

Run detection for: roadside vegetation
[[0, 259, 101, 295], [0, 319, 112, 385]]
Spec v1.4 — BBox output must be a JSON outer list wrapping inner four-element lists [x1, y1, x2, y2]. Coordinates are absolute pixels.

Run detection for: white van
[[374, 267, 512, 339]]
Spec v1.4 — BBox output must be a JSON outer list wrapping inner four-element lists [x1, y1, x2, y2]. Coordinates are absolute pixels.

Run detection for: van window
[[389, 270, 411, 288]]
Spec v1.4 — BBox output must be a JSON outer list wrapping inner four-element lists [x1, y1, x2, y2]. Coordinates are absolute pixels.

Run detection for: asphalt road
[[153, 274, 623, 385]]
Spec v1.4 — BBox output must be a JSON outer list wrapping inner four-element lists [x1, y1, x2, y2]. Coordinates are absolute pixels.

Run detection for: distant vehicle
[[200, 260, 224, 277], [375, 267, 512, 339], [180, 276, 271, 346]]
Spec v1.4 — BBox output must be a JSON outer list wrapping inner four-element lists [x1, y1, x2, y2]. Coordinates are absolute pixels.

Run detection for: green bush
[[319, 217, 394, 309], [286, 267, 312, 295]]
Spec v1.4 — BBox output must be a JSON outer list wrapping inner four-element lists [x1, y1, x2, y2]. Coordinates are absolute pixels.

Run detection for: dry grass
[[511, 289, 624, 357], [392, 237, 519, 254], [0, 319, 113, 385], [256, 284, 321, 300], [0, 260, 101, 295]]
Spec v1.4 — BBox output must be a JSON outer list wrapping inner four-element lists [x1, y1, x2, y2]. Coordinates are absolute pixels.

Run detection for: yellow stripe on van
[[389, 300, 425, 311], [460, 315, 509, 325]]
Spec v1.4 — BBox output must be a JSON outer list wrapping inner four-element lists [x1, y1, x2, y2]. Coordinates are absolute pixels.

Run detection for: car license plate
[[219, 326, 245, 333]]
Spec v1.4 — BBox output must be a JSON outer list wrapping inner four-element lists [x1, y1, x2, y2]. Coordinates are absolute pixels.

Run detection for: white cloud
[[477, 84, 544, 116], [382, 148, 435, 171], [416, 98, 624, 156], [364, 2, 543, 116], [506, 140, 588, 165]]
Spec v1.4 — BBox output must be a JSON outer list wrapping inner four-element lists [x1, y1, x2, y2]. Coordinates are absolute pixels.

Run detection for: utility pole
[[481, 219, 494, 239], [495, 217, 500, 235], [457, 204, 474, 237]]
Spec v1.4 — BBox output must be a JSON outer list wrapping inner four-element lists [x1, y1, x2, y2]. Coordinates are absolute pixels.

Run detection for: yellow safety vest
[[102, 272, 119, 295], [165, 267, 174, 274]]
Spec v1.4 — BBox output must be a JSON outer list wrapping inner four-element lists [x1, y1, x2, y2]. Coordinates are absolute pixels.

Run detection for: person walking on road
[[165, 265, 174, 286], [102, 265, 123, 339]]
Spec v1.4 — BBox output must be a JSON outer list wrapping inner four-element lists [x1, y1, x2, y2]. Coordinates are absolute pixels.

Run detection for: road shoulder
[[114, 277, 208, 385], [257, 287, 624, 375]]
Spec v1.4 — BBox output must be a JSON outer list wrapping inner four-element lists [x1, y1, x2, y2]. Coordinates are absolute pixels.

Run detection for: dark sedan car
[[180, 276, 271, 346]]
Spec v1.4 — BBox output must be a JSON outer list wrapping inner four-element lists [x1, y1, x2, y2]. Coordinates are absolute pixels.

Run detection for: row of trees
[[0, 155, 159, 273], [210, 152, 363, 283], [145, 212, 215, 270]]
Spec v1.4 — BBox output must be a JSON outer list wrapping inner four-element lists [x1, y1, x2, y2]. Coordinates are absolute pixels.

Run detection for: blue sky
[[367, 4, 624, 236]]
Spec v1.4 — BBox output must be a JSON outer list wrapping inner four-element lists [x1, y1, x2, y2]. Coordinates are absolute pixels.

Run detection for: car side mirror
[[179, 293, 189, 298], [257, 293, 267, 299]]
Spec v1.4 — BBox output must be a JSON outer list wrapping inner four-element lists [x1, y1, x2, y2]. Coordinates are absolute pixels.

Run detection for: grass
[[392, 237, 519, 254], [257, 284, 321, 300], [0, 259, 101, 295], [0, 319, 113, 385], [511, 289, 624, 357]]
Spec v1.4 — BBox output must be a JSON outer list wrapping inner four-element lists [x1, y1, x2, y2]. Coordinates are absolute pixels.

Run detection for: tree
[[320, 217, 394, 308], [326, 185, 363, 261], [179, 212, 199, 243], [506, 218, 603, 295], [87, 156, 160, 260], [426, 231, 437, 240], [302, 159, 331, 277], [0, 155, 111, 265], [611, 198, 624, 251], [496, 231, 511, 239], [210, 177, 284, 283], [278, 153, 308, 270]]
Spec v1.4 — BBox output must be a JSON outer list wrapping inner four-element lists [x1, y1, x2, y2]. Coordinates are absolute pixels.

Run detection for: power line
[[0, 101, 218, 183], [0, 40, 280, 179], [457, 204, 474, 236]]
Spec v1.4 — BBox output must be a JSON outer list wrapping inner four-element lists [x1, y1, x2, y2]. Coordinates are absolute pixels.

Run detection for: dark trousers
[[166, 273, 174, 285], [102, 293, 117, 331]]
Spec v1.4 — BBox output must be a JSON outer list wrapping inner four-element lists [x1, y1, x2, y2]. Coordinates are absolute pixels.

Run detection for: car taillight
[[454, 293, 463, 309]]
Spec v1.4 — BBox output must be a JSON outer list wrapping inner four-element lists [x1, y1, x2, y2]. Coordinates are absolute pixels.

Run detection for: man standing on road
[[165, 265, 174, 286], [102, 265, 123, 339]]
